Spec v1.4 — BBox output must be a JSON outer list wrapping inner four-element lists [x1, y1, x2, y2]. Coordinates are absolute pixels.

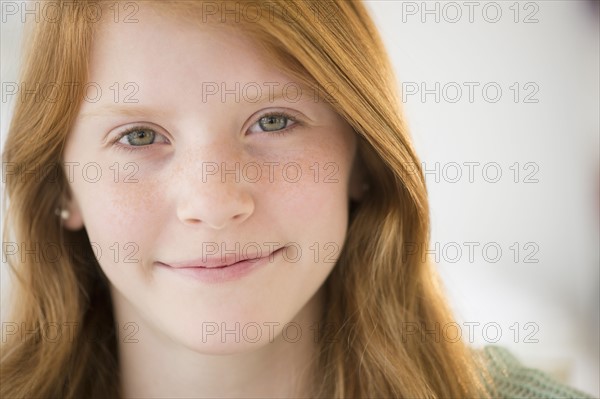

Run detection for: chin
[[163, 314, 287, 355], [181, 334, 276, 356]]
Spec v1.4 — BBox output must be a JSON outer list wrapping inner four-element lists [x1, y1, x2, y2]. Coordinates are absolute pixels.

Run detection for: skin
[[63, 5, 364, 398]]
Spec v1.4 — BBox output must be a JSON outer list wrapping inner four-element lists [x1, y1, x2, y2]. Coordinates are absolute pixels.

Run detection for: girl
[[1, 1, 593, 398]]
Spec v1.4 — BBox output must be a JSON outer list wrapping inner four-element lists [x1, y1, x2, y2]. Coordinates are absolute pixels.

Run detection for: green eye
[[247, 111, 299, 136], [124, 129, 155, 146], [113, 125, 169, 152], [258, 115, 289, 132]]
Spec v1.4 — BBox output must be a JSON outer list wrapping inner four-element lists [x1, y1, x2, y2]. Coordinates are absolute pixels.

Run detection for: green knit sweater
[[479, 345, 595, 398]]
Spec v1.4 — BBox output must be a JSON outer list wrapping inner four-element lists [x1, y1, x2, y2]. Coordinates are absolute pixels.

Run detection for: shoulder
[[475, 345, 594, 399]]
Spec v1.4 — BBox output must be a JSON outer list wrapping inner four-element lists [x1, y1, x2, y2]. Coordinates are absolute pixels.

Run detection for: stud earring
[[55, 208, 70, 220]]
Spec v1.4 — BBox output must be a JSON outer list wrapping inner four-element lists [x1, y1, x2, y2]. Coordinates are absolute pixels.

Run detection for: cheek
[[261, 146, 353, 244], [67, 163, 167, 269]]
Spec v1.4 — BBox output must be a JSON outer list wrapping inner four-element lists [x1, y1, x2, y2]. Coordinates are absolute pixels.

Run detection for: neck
[[113, 287, 326, 398]]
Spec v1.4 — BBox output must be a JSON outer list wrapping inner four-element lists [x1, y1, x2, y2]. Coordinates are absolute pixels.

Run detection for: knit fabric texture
[[479, 345, 595, 398]]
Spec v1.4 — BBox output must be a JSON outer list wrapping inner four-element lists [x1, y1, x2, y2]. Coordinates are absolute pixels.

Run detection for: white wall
[[365, 0, 599, 395], [1, 1, 599, 396]]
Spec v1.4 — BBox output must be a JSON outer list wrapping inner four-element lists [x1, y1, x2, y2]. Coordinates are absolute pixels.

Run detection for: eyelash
[[111, 111, 300, 153]]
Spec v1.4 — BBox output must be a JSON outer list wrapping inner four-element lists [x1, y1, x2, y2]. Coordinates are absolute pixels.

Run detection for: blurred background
[[2, 0, 599, 396], [365, 0, 599, 396]]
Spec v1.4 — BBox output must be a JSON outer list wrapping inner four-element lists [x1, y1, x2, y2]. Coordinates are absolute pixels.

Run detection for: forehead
[[88, 4, 291, 102]]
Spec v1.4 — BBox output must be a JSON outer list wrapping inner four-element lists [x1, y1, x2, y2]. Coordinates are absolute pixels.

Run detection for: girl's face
[[64, 8, 361, 353]]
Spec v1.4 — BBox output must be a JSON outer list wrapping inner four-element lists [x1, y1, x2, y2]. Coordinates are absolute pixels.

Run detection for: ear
[[348, 150, 369, 202], [62, 196, 85, 231]]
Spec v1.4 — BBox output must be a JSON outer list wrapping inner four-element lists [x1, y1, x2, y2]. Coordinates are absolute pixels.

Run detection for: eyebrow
[[78, 104, 173, 120], [78, 83, 319, 120]]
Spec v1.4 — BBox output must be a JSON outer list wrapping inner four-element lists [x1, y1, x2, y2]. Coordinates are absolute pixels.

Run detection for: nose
[[175, 161, 255, 230]]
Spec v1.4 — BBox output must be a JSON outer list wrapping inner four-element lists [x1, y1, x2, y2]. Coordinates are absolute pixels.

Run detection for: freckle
[[107, 175, 162, 226]]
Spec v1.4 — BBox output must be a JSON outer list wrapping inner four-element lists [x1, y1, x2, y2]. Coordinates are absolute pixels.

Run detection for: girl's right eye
[[114, 126, 170, 150]]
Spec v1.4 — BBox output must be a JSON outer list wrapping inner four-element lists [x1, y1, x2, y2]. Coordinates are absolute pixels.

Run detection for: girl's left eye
[[248, 113, 298, 135]]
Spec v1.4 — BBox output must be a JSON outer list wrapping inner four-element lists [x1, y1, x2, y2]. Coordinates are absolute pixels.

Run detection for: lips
[[160, 247, 282, 269], [156, 247, 285, 284]]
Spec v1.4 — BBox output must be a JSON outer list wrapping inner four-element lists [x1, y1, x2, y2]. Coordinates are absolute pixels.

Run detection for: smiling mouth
[[160, 247, 285, 269], [156, 247, 286, 284]]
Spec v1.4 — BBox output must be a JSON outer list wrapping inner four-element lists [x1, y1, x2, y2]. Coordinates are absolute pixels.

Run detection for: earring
[[55, 208, 70, 220]]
